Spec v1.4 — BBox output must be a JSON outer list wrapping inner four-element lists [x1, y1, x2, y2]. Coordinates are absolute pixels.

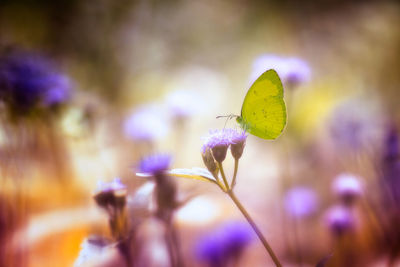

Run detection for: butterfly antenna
[[216, 114, 239, 129]]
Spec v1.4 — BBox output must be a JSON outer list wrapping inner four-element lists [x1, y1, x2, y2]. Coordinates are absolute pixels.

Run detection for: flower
[[0, 51, 72, 116], [42, 74, 72, 106], [93, 178, 127, 209], [95, 177, 126, 194], [332, 173, 363, 203], [250, 54, 311, 87], [381, 126, 400, 206], [195, 221, 253, 266], [139, 154, 172, 175], [383, 125, 399, 161], [123, 104, 170, 142], [165, 89, 202, 119], [202, 129, 232, 163], [329, 98, 383, 152], [324, 205, 355, 236], [284, 186, 318, 218], [202, 148, 219, 176], [202, 128, 247, 163], [229, 129, 247, 160]]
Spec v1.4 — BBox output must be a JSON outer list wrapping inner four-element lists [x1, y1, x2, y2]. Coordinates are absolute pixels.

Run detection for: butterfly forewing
[[240, 69, 287, 139]]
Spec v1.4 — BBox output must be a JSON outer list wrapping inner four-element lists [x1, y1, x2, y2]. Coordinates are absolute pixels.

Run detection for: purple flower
[[251, 54, 311, 87], [228, 129, 247, 160], [201, 129, 232, 163], [165, 89, 201, 119], [329, 99, 383, 151], [381, 126, 400, 206], [201, 129, 232, 153], [284, 186, 318, 218], [324, 205, 355, 235], [201, 128, 247, 162], [196, 221, 253, 266], [139, 154, 172, 175], [42, 74, 72, 106], [93, 178, 127, 210], [95, 178, 126, 194], [123, 104, 170, 142], [0, 51, 72, 116], [220, 221, 254, 254], [383, 125, 399, 161], [332, 173, 363, 203]]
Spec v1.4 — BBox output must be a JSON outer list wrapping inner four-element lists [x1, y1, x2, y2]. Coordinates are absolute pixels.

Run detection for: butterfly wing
[[239, 69, 287, 139]]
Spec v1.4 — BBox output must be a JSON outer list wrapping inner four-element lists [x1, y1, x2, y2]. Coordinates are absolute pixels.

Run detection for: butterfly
[[236, 69, 287, 139]]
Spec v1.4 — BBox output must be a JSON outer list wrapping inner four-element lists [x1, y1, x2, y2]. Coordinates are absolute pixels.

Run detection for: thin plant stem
[[227, 190, 283, 267], [230, 159, 239, 188], [217, 162, 230, 191]]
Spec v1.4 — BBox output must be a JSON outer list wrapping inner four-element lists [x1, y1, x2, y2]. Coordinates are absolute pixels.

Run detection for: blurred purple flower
[[123, 105, 170, 142], [95, 177, 126, 194], [251, 54, 311, 86], [165, 89, 201, 119], [284, 186, 318, 218], [0, 51, 72, 115], [381, 126, 400, 206], [383, 125, 399, 161], [93, 178, 127, 215], [329, 99, 383, 151], [332, 173, 363, 203], [139, 154, 172, 175], [196, 221, 253, 267], [42, 74, 72, 106], [324, 205, 355, 235]]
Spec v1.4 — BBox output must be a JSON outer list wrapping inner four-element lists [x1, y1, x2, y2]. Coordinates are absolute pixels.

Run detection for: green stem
[[217, 162, 230, 191], [230, 159, 239, 189], [227, 190, 282, 267]]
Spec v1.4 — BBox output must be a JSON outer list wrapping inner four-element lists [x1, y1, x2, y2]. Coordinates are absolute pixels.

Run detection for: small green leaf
[[168, 168, 218, 185]]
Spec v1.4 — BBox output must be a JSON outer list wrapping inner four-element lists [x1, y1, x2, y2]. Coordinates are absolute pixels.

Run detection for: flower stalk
[[200, 128, 283, 267], [227, 190, 283, 267]]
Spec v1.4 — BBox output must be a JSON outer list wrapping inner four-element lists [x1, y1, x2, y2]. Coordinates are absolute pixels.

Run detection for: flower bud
[[211, 144, 229, 163], [202, 148, 219, 176], [229, 130, 247, 160]]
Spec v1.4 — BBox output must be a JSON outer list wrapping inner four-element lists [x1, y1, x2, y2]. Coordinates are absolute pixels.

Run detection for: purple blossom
[[139, 154, 172, 175], [201, 128, 248, 163], [324, 205, 355, 235], [0, 51, 72, 115], [381, 126, 400, 206], [165, 89, 201, 119], [201, 129, 232, 154], [284, 186, 318, 218], [383, 125, 399, 161], [251, 54, 311, 86], [332, 173, 363, 202], [228, 129, 247, 160], [42, 74, 72, 106], [123, 105, 170, 142], [329, 99, 383, 151], [95, 177, 126, 194], [195, 221, 253, 266], [228, 128, 247, 144]]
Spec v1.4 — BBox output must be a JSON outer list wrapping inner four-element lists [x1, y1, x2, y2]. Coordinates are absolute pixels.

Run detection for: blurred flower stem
[[218, 164, 283, 267]]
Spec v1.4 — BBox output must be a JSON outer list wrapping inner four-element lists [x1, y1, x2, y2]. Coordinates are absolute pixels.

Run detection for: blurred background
[[0, 0, 400, 266]]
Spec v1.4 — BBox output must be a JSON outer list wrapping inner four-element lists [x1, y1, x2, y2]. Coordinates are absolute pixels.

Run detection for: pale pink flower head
[[332, 173, 363, 204]]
